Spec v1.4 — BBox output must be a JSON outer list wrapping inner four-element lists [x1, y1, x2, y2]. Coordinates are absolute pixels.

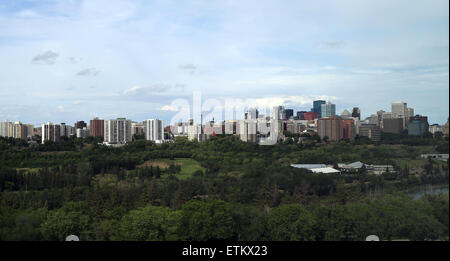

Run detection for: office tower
[[408, 115, 429, 130], [90, 118, 104, 138], [42, 122, 61, 144], [312, 100, 326, 116], [74, 121, 87, 129], [145, 119, 164, 143], [104, 118, 132, 144], [343, 119, 356, 140], [303, 112, 319, 120], [408, 120, 427, 135], [352, 107, 361, 120], [359, 124, 381, 141], [296, 111, 308, 120], [382, 118, 404, 134], [272, 106, 286, 120], [391, 101, 408, 129], [285, 109, 294, 119], [246, 108, 259, 120], [0, 120, 11, 137], [76, 127, 90, 138], [8, 121, 27, 139], [320, 102, 336, 118], [317, 117, 343, 142], [408, 115, 429, 135], [286, 120, 307, 134]]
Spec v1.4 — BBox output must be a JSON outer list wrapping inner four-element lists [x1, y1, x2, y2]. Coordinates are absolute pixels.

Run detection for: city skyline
[[0, 0, 448, 125]]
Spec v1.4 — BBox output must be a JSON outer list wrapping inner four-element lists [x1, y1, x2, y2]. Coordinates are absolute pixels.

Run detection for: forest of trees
[[0, 133, 448, 241]]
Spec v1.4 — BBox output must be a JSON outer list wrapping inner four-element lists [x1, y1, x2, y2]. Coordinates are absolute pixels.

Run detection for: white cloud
[[160, 105, 178, 112]]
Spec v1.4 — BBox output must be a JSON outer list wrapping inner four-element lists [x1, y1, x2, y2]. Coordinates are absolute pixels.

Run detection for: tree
[[178, 200, 234, 240], [118, 205, 180, 241], [40, 202, 91, 241], [267, 204, 315, 241]]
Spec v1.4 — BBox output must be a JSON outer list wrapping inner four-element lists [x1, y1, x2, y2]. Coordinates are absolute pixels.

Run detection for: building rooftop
[[310, 167, 341, 174]]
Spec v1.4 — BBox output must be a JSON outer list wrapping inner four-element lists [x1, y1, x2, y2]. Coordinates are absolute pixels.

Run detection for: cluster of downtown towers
[[0, 100, 447, 145]]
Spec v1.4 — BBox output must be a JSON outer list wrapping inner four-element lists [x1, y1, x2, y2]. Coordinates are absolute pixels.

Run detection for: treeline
[[0, 194, 448, 241]]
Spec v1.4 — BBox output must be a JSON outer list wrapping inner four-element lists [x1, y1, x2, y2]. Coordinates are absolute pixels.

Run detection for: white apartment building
[[145, 119, 164, 143], [42, 122, 61, 144], [104, 118, 132, 144]]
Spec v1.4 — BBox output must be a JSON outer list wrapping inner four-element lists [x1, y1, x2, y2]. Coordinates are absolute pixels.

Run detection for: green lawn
[[138, 158, 205, 180]]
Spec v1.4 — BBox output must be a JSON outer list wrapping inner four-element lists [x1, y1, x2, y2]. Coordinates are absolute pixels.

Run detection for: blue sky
[[0, 0, 448, 126]]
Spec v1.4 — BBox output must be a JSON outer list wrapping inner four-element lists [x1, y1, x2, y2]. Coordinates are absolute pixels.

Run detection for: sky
[[0, 0, 448, 126]]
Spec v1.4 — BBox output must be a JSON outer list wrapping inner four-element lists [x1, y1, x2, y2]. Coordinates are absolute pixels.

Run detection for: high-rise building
[[392, 101, 408, 129], [382, 118, 404, 134], [303, 112, 319, 121], [60, 123, 75, 137], [359, 124, 381, 141], [320, 102, 336, 118], [408, 115, 429, 136], [145, 119, 164, 143], [131, 122, 145, 137], [75, 121, 87, 129], [76, 127, 90, 138], [90, 118, 104, 138], [296, 111, 308, 120], [0, 120, 11, 137], [272, 106, 286, 120], [408, 120, 427, 136], [104, 118, 132, 144], [317, 117, 343, 142], [225, 120, 237, 135], [8, 121, 27, 139], [25, 124, 34, 138], [409, 115, 429, 131], [42, 122, 61, 144], [352, 107, 361, 120], [246, 108, 259, 120], [343, 119, 356, 140], [285, 109, 294, 119], [312, 100, 326, 116]]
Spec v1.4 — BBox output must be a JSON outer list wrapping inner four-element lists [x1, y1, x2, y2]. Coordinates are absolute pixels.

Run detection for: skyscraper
[[392, 101, 408, 129], [312, 100, 326, 116], [8, 121, 27, 139], [0, 120, 11, 137], [145, 119, 165, 143], [75, 121, 87, 129], [104, 118, 132, 144], [42, 122, 61, 144], [90, 118, 104, 138], [343, 119, 356, 140], [321, 102, 336, 118], [352, 107, 361, 120], [285, 109, 294, 119], [317, 117, 343, 142]]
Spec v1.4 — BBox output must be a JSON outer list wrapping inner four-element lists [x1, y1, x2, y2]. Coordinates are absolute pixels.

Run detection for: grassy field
[[138, 158, 205, 180]]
